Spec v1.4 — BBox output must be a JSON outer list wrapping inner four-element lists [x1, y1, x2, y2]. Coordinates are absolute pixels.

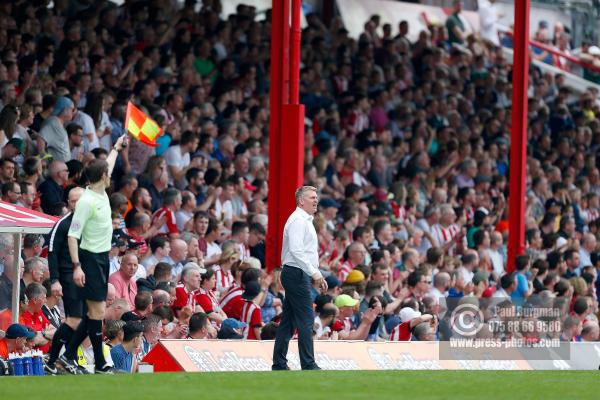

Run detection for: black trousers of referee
[[272, 265, 318, 370]]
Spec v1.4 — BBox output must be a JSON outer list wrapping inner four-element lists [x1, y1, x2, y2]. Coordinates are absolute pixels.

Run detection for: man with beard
[[186, 167, 221, 212], [125, 187, 153, 229]]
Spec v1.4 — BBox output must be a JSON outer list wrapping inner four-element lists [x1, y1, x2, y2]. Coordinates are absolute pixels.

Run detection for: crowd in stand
[[0, 0, 600, 373]]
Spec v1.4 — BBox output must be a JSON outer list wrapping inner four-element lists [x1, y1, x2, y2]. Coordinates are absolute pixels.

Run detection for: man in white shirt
[[488, 231, 505, 280], [478, 0, 501, 46], [273, 186, 327, 371], [579, 233, 597, 272], [164, 131, 200, 189]]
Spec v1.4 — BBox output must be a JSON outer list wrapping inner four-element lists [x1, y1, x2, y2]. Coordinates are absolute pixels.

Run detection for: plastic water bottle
[[33, 351, 44, 376], [22, 352, 33, 376], [9, 353, 24, 376]]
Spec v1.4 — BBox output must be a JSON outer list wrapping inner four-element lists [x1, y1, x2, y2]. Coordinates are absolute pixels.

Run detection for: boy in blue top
[[110, 320, 144, 373]]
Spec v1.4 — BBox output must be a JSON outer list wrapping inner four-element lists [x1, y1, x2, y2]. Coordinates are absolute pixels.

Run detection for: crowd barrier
[[142, 340, 600, 372]]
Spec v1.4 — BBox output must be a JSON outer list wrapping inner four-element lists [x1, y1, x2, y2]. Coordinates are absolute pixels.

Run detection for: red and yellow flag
[[125, 101, 162, 147]]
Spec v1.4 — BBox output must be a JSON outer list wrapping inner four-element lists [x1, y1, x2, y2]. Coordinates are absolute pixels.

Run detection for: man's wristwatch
[[72, 262, 81, 269]]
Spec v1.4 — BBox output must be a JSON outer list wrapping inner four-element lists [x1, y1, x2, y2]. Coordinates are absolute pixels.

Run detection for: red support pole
[[290, 0, 302, 104], [507, 0, 530, 273], [282, 0, 291, 104], [266, 0, 305, 272], [266, 0, 285, 273]]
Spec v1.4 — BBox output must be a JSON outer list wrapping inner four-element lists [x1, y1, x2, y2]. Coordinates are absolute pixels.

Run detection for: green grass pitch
[[0, 370, 598, 399]]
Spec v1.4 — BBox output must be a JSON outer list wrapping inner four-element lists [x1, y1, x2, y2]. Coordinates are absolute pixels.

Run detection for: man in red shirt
[[19, 283, 55, 353], [152, 188, 181, 238], [173, 263, 205, 315], [240, 281, 263, 340], [389, 307, 433, 341], [0, 323, 35, 359], [221, 266, 260, 319]]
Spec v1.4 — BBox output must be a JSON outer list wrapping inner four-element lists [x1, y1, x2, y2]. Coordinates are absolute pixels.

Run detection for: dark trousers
[[272, 265, 317, 370]]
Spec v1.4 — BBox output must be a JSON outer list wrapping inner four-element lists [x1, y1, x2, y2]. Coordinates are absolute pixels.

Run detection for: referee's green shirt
[[68, 187, 113, 253]]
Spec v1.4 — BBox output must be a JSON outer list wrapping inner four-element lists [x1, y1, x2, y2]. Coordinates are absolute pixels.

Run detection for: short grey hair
[[181, 263, 206, 280], [24, 256, 44, 274], [295, 186, 317, 205], [0, 234, 12, 252], [25, 282, 46, 300]]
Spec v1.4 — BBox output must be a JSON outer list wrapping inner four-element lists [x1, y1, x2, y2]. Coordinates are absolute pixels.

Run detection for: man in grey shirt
[[40, 96, 74, 162]]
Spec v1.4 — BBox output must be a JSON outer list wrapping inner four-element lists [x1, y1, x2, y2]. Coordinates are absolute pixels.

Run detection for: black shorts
[[79, 249, 110, 302], [59, 274, 84, 318]]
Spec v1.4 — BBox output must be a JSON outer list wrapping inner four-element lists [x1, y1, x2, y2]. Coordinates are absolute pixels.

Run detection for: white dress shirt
[[478, 0, 500, 45], [281, 207, 321, 278]]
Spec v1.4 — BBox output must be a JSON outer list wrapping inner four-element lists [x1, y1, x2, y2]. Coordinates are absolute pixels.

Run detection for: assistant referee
[[58, 135, 126, 374], [45, 186, 84, 374], [272, 186, 327, 371]]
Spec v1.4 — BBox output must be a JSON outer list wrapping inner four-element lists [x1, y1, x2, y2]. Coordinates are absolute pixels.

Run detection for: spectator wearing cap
[[108, 253, 139, 310], [240, 280, 263, 340], [0, 323, 35, 359], [320, 198, 340, 231], [39, 96, 74, 162], [110, 320, 144, 373], [333, 294, 381, 340], [2, 137, 25, 161], [217, 318, 246, 340]]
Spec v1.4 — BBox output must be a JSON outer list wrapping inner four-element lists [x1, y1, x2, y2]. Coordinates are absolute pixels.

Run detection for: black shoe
[[95, 364, 123, 374], [44, 362, 59, 375], [56, 355, 81, 375], [272, 364, 290, 371], [302, 365, 322, 371], [77, 365, 92, 374]]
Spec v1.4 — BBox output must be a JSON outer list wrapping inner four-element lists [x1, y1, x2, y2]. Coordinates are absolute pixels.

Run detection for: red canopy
[[0, 201, 58, 234]]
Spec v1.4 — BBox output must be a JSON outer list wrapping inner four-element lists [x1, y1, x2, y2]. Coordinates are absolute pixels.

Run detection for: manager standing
[[273, 186, 327, 371], [58, 135, 127, 375]]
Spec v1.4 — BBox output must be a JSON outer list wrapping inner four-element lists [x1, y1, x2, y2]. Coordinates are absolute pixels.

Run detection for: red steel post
[[506, 0, 530, 273]]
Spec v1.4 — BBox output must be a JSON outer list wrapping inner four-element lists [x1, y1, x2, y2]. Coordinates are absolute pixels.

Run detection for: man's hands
[[312, 273, 328, 293], [51, 281, 63, 297], [114, 134, 128, 152], [73, 266, 86, 288]]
